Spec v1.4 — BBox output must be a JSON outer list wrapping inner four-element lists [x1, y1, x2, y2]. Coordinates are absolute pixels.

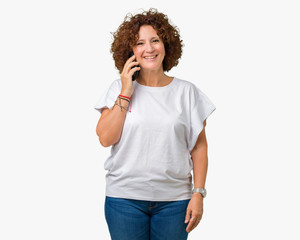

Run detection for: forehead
[[137, 25, 159, 39]]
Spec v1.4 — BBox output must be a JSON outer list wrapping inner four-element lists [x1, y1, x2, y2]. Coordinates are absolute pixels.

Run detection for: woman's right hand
[[120, 54, 140, 97]]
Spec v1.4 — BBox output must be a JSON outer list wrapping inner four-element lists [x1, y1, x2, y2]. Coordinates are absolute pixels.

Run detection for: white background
[[1, 0, 299, 239]]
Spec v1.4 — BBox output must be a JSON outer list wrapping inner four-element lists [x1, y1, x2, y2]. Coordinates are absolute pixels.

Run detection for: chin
[[141, 64, 163, 71]]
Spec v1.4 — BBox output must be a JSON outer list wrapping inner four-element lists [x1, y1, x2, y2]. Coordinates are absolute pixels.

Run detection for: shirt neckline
[[135, 77, 176, 91]]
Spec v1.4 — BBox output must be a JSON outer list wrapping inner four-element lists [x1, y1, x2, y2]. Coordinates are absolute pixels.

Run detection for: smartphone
[[129, 51, 140, 81]]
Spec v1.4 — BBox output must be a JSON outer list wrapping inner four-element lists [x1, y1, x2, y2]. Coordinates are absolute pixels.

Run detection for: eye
[[153, 39, 159, 42], [137, 42, 143, 45]]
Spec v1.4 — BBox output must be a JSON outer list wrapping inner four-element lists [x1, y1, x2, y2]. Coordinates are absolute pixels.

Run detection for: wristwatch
[[192, 188, 207, 198]]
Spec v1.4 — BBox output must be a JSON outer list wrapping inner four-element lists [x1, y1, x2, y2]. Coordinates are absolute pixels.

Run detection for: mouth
[[143, 54, 158, 60]]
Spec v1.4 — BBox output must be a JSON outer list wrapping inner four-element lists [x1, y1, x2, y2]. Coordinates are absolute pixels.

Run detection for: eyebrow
[[137, 37, 159, 41]]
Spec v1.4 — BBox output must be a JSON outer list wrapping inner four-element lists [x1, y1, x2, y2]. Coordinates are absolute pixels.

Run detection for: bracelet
[[114, 95, 131, 112], [114, 101, 128, 111], [117, 94, 132, 112], [118, 96, 130, 103], [119, 94, 131, 100], [114, 98, 128, 111]]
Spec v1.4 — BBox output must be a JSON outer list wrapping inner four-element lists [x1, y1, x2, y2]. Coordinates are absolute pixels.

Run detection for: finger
[[127, 61, 140, 69], [128, 66, 140, 76], [186, 217, 196, 232], [126, 54, 136, 65], [122, 54, 136, 71], [185, 209, 192, 223], [186, 217, 199, 233], [191, 218, 201, 230], [124, 61, 139, 75], [129, 54, 136, 59]]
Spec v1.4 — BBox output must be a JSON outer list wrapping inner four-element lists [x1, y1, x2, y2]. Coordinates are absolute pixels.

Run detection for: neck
[[137, 67, 168, 87]]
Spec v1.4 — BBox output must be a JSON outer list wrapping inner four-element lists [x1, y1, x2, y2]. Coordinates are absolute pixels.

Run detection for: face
[[132, 25, 165, 72]]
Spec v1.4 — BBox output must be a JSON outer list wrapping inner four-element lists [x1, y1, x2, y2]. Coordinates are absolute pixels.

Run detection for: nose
[[145, 42, 154, 52]]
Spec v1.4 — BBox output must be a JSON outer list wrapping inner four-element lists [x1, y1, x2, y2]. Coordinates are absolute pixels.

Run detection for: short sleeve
[[94, 79, 121, 114], [188, 85, 216, 152]]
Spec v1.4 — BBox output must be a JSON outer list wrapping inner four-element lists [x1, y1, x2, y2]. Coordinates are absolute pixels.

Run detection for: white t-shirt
[[94, 77, 216, 201]]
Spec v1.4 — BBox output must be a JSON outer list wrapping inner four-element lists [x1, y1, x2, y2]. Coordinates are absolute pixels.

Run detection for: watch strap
[[192, 188, 207, 198]]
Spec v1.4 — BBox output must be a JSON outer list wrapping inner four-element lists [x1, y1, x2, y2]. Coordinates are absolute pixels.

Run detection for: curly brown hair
[[110, 8, 183, 73]]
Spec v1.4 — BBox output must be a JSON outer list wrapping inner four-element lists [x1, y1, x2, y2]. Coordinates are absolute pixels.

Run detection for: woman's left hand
[[185, 193, 204, 233]]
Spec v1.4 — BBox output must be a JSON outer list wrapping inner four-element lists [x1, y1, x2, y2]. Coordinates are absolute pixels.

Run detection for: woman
[[94, 8, 216, 240]]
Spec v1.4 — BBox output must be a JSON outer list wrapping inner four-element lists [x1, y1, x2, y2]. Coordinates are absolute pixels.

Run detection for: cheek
[[157, 44, 165, 56], [134, 49, 143, 59], [132, 47, 140, 55]]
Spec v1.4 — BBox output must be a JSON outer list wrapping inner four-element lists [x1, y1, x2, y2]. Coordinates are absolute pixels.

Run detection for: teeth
[[144, 55, 156, 59]]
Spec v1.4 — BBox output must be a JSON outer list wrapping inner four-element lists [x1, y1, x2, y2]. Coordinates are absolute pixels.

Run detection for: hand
[[185, 193, 204, 233], [120, 54, 140, 97]]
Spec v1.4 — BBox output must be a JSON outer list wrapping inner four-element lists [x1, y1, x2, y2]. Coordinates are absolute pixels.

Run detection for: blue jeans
[[105, 196, 190, 240]]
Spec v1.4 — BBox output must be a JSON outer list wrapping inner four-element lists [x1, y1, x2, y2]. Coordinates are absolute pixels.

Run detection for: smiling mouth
[[144, 55, 158, 59]]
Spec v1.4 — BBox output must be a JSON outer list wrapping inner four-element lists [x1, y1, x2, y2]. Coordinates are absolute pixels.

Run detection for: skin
[[132, 25, 173, 88], [185, 120, 208, 233], [117, 24, 209, 234]]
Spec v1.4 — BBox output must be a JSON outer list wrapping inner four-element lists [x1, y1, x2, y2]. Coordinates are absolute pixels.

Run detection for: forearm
[[97, 91, 131, 147], [191, 149, 208, 189]]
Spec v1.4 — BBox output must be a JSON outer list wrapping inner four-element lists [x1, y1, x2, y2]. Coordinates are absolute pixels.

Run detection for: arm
[[185, 120, 208, 233], [191, 119, 208, 192], [96, 54, 139, 147], [96, 90, 132, 147]]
